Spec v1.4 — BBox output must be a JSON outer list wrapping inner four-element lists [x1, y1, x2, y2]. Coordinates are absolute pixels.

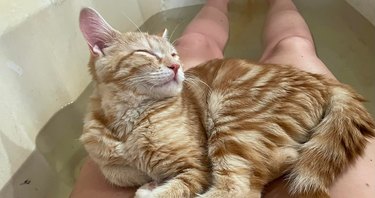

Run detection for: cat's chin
[[151, 80, 183, 99]]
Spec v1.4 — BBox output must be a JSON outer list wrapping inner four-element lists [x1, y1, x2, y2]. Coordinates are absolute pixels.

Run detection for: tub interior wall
[[346, 0, 375, 26], [1, 0, 375, 197], [0, 0, 204, 195]]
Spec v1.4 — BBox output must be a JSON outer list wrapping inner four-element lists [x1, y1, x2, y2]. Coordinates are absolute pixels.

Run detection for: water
[[17, 0, 375, 197]]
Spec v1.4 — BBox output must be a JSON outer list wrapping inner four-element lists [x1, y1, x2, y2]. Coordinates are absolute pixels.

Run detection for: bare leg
[[70, 158, 136, 198], [175, 0, 230, 70], [260, 0, 335, 79], [260, 0, 375, 197]]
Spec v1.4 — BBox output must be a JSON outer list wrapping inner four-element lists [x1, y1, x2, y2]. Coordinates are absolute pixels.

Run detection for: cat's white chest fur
[[121, 108, 141, 122], [99, 84, 152, 136]]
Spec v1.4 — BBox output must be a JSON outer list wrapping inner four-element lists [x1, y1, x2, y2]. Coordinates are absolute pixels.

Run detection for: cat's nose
[[168, 64, 180, 74]]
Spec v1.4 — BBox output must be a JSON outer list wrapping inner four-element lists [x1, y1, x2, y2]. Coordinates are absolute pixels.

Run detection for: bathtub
[[0, 0, 374, 197]]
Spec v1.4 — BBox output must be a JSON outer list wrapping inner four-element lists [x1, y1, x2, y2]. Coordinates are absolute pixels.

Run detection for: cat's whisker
[[121, 11, 149, 44], [184, 74, 212, 93], [147, 72, 163, 76], [149, 84, 157, 91], [147, 80, 164, 91], [121, 12, 142, 33], [127, 78, 148, 84], [121, 76, 147, 83], [125, 73, 171, 87], [171, 39, 179, 45], [169, 21, 183, 43], [121, 76, 150, 86], [130, 75, 150, 80]]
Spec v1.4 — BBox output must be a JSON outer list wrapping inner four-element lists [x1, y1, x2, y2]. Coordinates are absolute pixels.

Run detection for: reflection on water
[[15, 0, 375, 197], [36, 83, 93, 187]]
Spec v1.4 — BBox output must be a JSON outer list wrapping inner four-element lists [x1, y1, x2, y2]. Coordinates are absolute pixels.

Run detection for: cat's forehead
[[120, 32, 174, 53]]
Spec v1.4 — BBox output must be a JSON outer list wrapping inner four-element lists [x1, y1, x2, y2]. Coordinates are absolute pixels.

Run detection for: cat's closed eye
[[134, 49, 160, 59]]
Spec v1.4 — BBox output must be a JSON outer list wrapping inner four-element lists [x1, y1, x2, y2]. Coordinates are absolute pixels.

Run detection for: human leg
[[260, 0, 335, 79], [260, 0, 375, 197], [70, 158, 136, 198], [175, 0, 230, 70]]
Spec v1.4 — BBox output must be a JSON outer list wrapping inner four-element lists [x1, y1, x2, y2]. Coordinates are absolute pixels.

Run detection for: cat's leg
[[199, 132, 276, 198], [134, 168, 209, 198], [80, 116, 152, 187], [198, 155, 259, 198]]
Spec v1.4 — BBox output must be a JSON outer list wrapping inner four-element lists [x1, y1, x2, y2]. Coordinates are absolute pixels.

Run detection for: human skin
[[259, 1, 375, 197], [70, 0, 375, 197]]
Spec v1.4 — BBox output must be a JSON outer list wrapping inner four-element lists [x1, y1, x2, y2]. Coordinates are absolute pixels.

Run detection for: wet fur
[[79, 8, 375, 198]]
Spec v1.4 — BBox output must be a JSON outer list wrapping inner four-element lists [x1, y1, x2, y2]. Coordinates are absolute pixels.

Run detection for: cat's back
[[187, 58, 330, 90], [186, 58, 331, 142], [184, 58, 374, 197]]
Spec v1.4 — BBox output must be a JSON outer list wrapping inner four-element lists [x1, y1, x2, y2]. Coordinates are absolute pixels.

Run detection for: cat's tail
[[288, 85, 375, 198]]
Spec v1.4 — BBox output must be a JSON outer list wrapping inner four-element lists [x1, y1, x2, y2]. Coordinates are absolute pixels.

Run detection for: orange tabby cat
[[79, 8, 375, 198]]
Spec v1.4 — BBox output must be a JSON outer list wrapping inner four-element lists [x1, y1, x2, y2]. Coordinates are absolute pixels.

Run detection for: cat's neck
[[97, 83, 155, 136]]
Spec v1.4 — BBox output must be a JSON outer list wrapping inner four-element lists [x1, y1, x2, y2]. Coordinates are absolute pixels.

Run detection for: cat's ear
[[79, 7, 120, 56], [157, 28, 168, 39]]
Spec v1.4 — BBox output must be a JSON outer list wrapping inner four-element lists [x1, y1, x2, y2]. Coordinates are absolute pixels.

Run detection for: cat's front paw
[[197, 188, 256, 198], [135, 188, 153, 198], [196, 189, 226, 198], [134, 182, 158, 198]]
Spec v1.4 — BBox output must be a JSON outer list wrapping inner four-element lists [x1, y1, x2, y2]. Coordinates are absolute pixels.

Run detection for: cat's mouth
[[147, 71, 183, 89], [155, 77, 179, 87]]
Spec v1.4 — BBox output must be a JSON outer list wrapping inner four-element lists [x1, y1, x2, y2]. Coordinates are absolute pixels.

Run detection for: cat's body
[[79, 8, 375, 198], [82, 68, 210, 193]]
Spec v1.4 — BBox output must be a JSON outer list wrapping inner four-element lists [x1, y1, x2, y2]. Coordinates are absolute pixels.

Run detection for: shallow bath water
[[39, 0, 375, 194], [3, 0, 374, 197]]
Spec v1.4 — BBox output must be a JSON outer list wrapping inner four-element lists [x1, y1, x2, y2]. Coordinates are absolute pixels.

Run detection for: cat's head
[[79, 8, 184, 99]]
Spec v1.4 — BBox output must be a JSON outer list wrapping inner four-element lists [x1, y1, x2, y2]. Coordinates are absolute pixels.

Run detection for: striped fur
[[79, 8, 375, 198], [188, 59, 374, 198]]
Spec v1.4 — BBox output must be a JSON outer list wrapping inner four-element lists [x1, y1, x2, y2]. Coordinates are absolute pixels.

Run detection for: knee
[[176, 33, 218, 50], [272, 36, 317, 55], [175, 32, 223, 59]]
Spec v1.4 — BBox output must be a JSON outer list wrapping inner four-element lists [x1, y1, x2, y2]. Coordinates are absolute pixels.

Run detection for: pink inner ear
[[92, 45, 104, 56], [79, 8, 118, 54]]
